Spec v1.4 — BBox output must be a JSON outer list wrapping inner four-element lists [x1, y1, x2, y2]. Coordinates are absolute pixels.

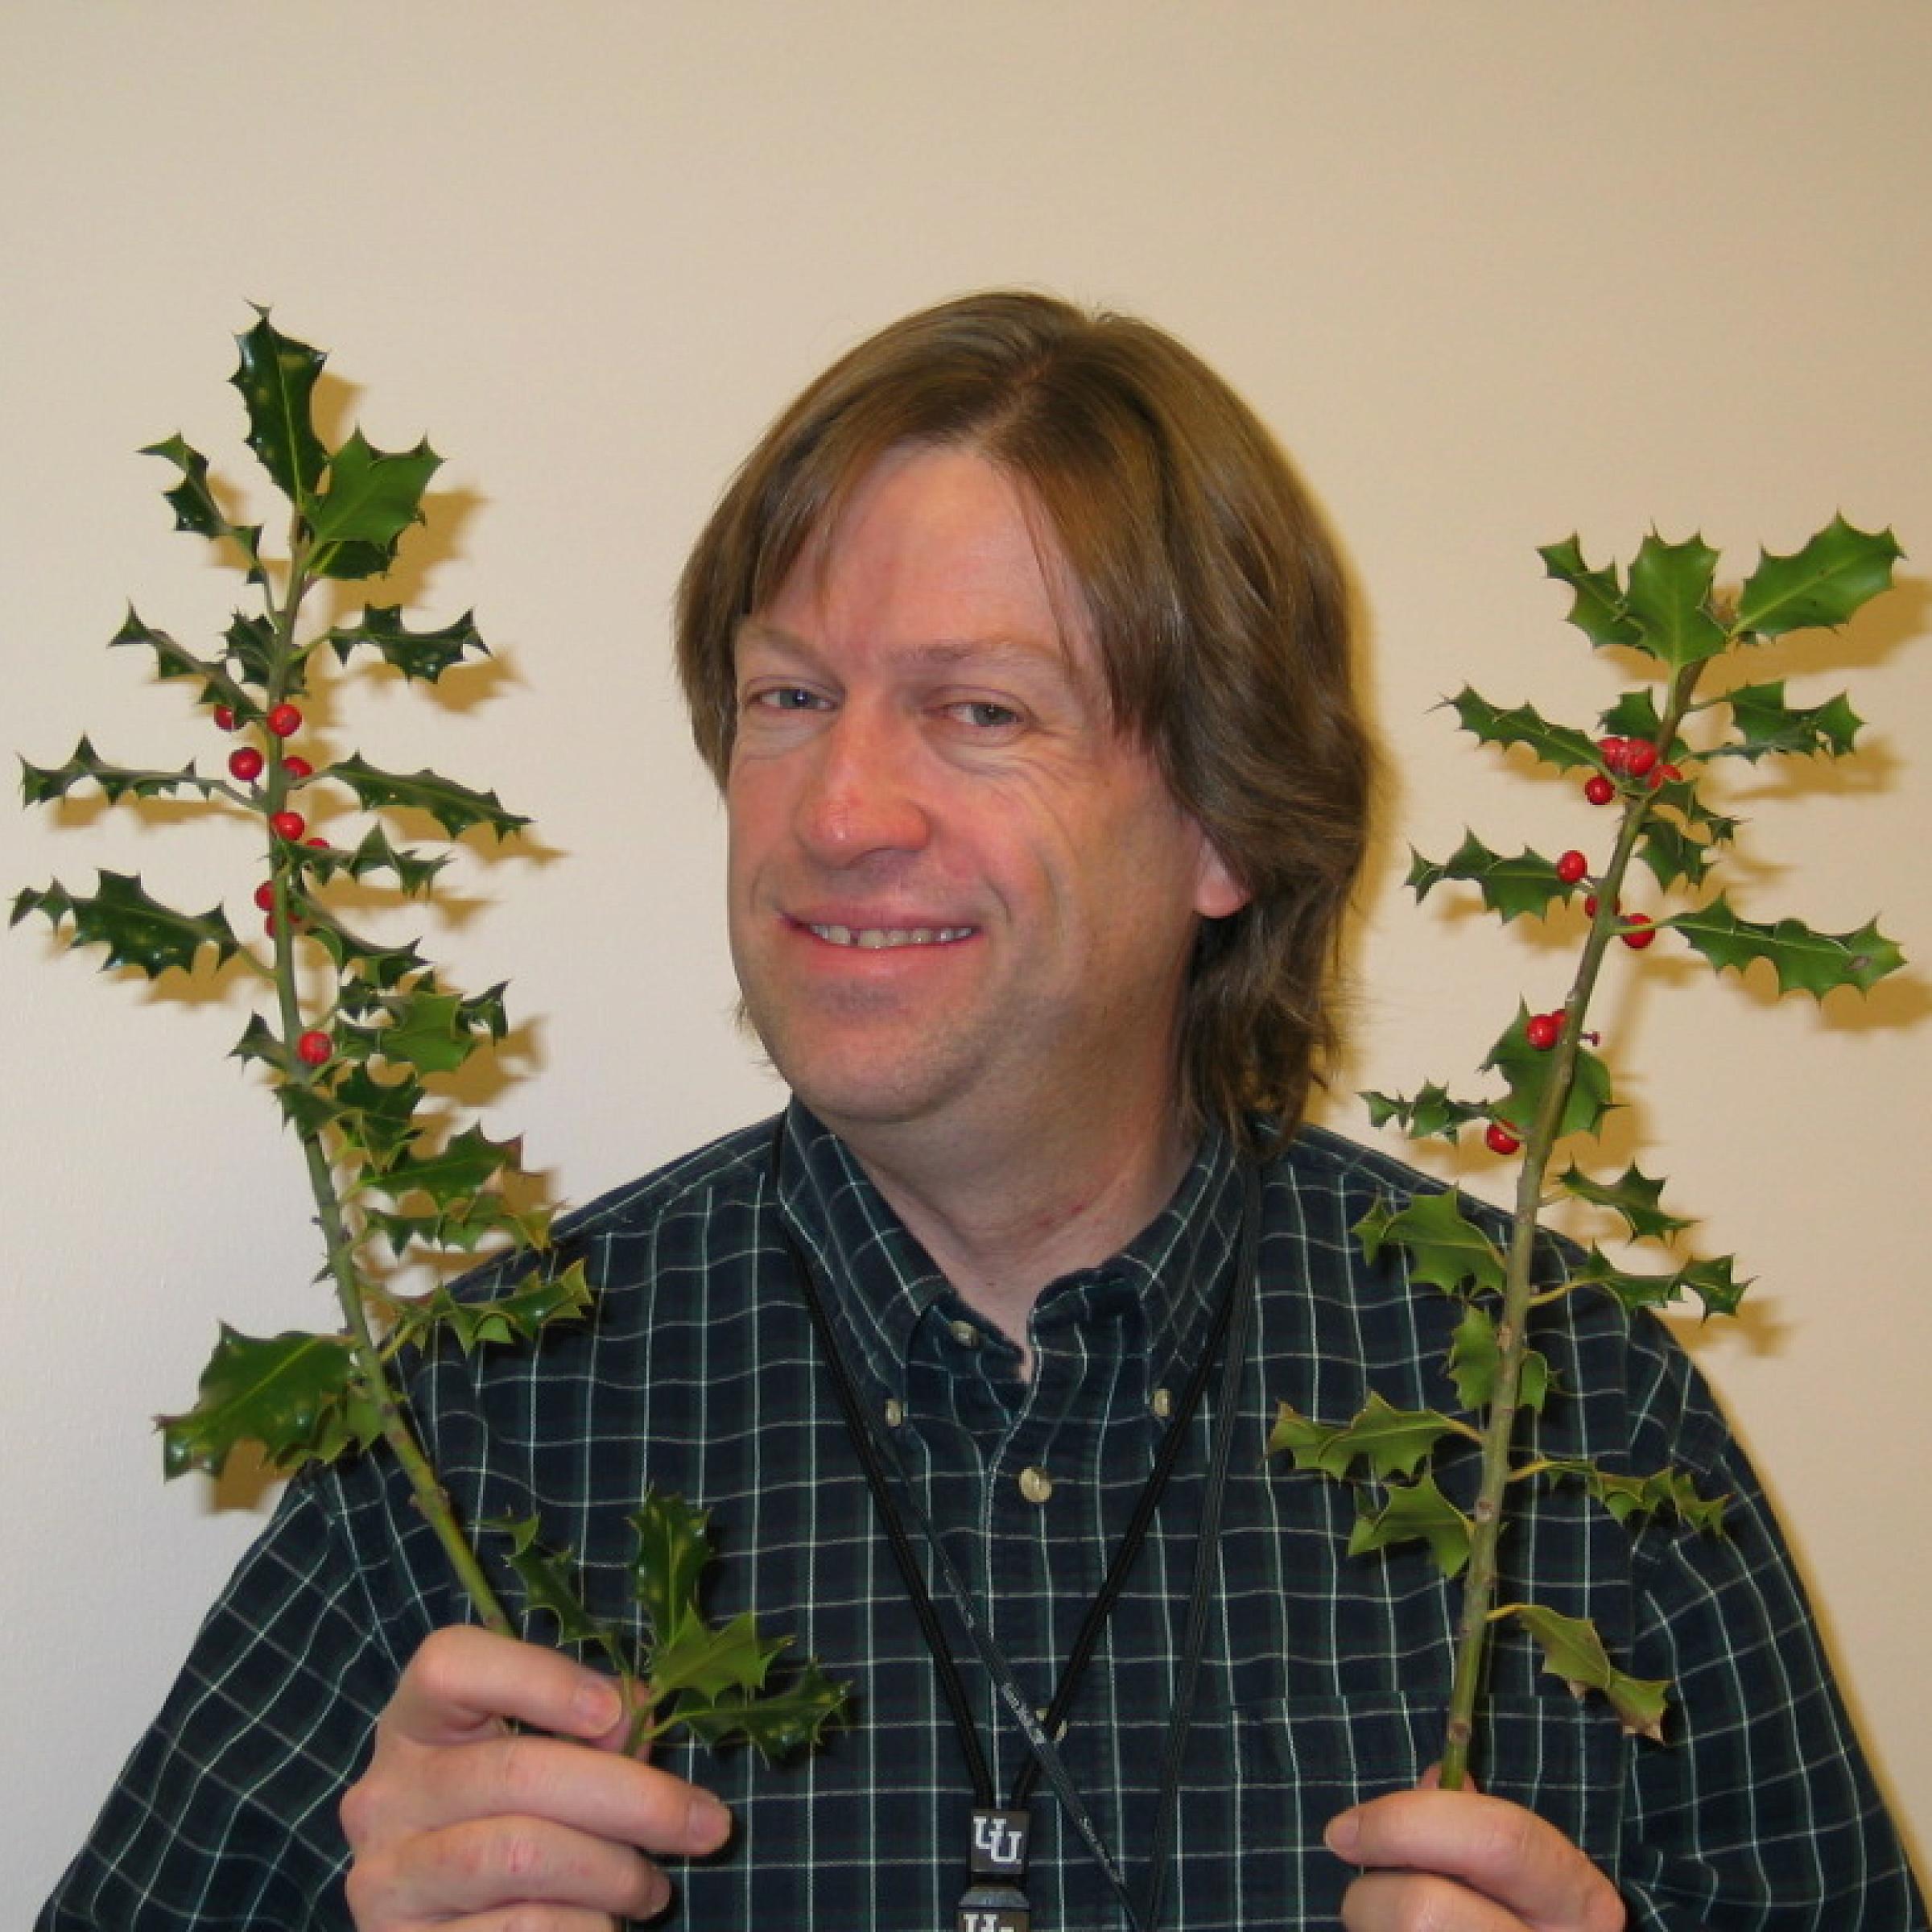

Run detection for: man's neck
[[828, 1104, 1198, 1375]]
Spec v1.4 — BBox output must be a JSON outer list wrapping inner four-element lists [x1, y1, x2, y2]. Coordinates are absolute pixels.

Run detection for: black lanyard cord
[[774, 1127, 1260, 1932]]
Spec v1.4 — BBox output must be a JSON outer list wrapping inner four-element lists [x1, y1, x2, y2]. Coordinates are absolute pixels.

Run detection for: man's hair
[[676, 290, 1375, 1147]]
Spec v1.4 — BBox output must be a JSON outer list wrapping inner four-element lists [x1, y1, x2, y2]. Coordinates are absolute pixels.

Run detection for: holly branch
[[14, 312, 846, 1762], [1272, 516, 1907, 1786]]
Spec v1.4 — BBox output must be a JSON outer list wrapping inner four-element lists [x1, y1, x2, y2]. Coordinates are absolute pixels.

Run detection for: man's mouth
[[804, 923, 976, 950]]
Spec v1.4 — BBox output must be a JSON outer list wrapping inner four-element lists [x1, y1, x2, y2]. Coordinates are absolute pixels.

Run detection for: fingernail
[[574, 1675, 624, 1732], [1323, 1808, 1361, 1859], [687, 1791, 733, 1853]]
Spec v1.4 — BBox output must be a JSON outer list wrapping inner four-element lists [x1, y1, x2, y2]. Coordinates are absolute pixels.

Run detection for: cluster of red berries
[[1583, 737, 1684, 807]]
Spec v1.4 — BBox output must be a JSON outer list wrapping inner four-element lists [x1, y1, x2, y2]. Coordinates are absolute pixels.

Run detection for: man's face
[[725, 443, 1245, 1164]]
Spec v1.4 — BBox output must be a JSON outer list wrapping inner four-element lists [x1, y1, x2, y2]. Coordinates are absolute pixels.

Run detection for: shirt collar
[[770, 1100, 1246, 1403]]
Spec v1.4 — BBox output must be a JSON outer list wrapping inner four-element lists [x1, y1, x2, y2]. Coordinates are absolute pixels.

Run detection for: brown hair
[[676, 290, 1375, 1146]]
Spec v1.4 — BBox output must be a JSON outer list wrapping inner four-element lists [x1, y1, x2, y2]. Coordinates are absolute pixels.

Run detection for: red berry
[[213, 704, 238, 732], [296, 1029, 332, 1067], [304, 836, 329, 848], [1624, 741, 1658, 777], [1646, 762, 1683, 791], [1583, 774, 1616, 807], [267, 703, 303, 738], [1555, 849, 1588, 885], [1525, 1012, 1563, 1051], [1596, 736, 1629, 774], [271, 810, 307, 841], [228, 746, 265, 782], [253, 881, 277, 912], [1484, 1122, 1522, 1156], [1583, 894, 1619, 919], [281, 755, 314, 780], [1620, 913, 1657, 950]]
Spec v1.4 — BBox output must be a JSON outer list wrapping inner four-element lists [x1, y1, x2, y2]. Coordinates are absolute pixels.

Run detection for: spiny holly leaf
[[1621, 532, 1725, 671], [1348, 1472, 1472, 1578], [328, 605, 491, 683], [1719, 681, 1864, 762], [325, 824, 451, 898], [1356, 1191, 1506, 1298], [673, 1657, 851, 1762], [223, 611, 280, 689], [1663, 894, 1904, 998], [1267, 1392, 1475, 1481], [1734, 515, 1901, 638], [1484, 1009, 1616, 1142], [109, 607, 246, 708], [371, 1124, 521, 1211], [651, 1610, 786, 1704], [138, 434, 264, 579], [331, 753, 531, 840], [1408, 831, 1579, 923], [1596, 688, 1686, 758], [329, 1063, 427, 1163], [1502, 1603, 1669, 1740], [308, 429, 442, 581], [20, 736, 221, 807], [1567, 1245, 1749, 1319], [369, 989, 482, 1076], [12, 870, 242, 979], [1363, 1080, 1492, 1144], [232, 1011, 294, 1075], [389, 1259, 590, 1352], [1445, 688, 1600, 773], [307, 911, 431, 994], [1536, 1460, 1727, 1536], [231, 309, 328, 508], [364, 1192, 552, 1261], [1444, 1305, 1550, 1415], [485, 1514, 605, 1647], [1633, 815, 1715, 894], [1557, 1161, 1695, 1244], [630, 1489, 715, 1649], [1538, 537, 1641, 650], [158, 1325, 376, 1476]]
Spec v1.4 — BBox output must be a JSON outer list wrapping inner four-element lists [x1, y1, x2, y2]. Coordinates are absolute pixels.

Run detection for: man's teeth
[[808, 923, 973, 950]]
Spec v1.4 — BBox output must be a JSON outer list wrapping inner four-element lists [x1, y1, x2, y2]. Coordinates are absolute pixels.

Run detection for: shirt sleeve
[[1613, 1327, 1927, 1929], [35, 1459, 438, 1930]]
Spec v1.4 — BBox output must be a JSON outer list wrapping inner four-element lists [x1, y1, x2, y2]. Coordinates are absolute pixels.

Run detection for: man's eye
[[951, 700, 1021, 729], [749, 686, 822, 712]]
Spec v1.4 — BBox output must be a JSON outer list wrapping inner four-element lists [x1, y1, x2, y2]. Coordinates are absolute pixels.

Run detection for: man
[[42, 293, 1922, 1930]]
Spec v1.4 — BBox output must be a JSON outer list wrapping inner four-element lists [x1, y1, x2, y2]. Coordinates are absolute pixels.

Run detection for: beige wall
[[3, 1, 1926, 1912]]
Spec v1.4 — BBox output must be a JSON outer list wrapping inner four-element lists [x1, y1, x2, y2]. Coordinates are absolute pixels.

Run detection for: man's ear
[[1191, 832, 1251, 921]]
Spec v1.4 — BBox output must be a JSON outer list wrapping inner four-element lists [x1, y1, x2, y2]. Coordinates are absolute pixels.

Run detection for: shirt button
[[950, 1320, 981, 1350], [1018, 1465, 1054, 1505], [883, 1398, 906, 1428], [1150, 1387, 1174, 1419]]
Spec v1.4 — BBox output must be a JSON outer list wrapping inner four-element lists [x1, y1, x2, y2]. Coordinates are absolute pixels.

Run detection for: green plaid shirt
[[40, 1107, 1925, 1929]]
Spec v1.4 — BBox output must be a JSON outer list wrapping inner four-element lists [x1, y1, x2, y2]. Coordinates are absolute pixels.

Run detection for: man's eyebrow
[[734, 621, 1072, 677]]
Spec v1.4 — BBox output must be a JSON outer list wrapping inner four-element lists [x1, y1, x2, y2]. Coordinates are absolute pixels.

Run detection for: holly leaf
[[370, 989, 480, 1075], [1502, 1603, 1669, 1740], [12, 870, 242, 979], [20, 736, 221, 807], [1719, 681, 1864, 762], [328, 605, 491, 683], [109, 606, 247, 708], [372, 1124, 522, 1211], [331, 753, 531, 840], [324, 824, 450, 898], [1348, 1472, 1472, 1578], [1567, 1245, 1749, 1318], [1408, 831, 1579, 923], [329, 1063, 427, 1162], [308, 429, 442, 580], [1663, 894, 1904, 998], [230, 309, 328, 508], [1444, 1305, 1550, 1415], [138, 434, 264, 579], [1483, 1010, 1616, 1142], [1267, 1392, 1473, 1480], [1362, 1080, 1492, 1144], [364, 1191, 554, 1261], [630, 1489, 715, 1649], [1538, 537, 1641, 650], [673, 1657, 851, 1761], [389, 1259, 590, 1351], [1596, 688, 1684, 756], [1633, 815, 1715, 893], [1734, 514, 1901, 638], [1621, 532, 1725, 671], [1445, 687, 1600, 772], [159, 1325, 374, 1476], [306, 910, 431, 994], [1557, 1161, 1695, 1244], [1356, 1191, 1505, 1298], [485, 1514, 605, 1646], [1537, 1460, 1728, 1536], [223, 611, 280, 689]]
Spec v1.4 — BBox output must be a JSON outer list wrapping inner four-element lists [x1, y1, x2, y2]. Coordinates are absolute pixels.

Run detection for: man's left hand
[[1325, 1785, 1627, 1932]]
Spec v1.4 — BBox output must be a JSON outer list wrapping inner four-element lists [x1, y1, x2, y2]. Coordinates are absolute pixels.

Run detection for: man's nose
[[793, 708, 933, 864]]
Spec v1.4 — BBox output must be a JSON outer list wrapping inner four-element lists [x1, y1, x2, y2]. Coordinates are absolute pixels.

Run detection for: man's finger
[[1324, 1789, 1624, 1932], [381, 1626, 625, 1747]]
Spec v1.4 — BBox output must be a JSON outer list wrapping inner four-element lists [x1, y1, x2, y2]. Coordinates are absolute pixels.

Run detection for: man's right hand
[[340, 1626, 733, 1930]]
